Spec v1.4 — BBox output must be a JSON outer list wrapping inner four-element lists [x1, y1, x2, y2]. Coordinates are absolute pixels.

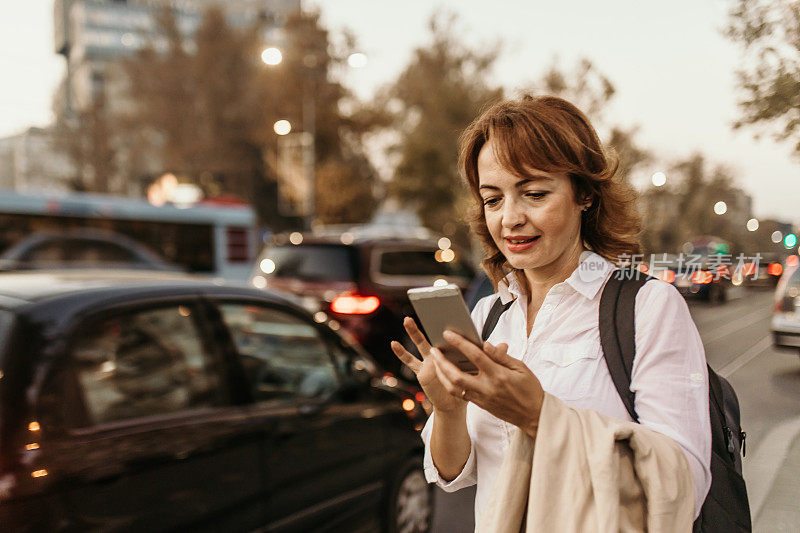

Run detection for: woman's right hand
[[390, 317, 466, 414]]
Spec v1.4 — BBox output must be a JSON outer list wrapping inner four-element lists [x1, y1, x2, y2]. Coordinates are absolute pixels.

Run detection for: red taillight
[[659, 269, 676, 283], [787, 255, 799, 267], [743, 262, 756, 276], [330, 294, 381, 315], [768, 263, 783, 277], [414, 391, 426, 403], [692, 271, 713, 284]]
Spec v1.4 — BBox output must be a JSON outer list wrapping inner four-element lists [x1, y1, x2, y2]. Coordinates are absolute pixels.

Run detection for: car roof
[[0, 270, 299, 314]]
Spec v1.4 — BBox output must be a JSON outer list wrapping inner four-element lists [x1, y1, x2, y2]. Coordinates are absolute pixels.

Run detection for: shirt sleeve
[[631, 280, 712, 518], [420, 411, 478, 490], [418, 293, 497, 490]]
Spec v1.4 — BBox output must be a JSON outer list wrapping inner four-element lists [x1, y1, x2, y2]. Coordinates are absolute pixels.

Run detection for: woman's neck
[[523, 243, 586, 304]]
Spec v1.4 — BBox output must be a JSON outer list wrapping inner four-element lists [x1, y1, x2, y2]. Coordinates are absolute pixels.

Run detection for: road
[[430, 287, 800, 532]]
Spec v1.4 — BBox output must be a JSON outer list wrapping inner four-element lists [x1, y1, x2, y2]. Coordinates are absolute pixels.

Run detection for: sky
[[1, 0, 798, 226]]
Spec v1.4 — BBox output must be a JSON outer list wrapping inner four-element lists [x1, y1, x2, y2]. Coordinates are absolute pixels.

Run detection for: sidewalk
[[753, 429, 800, 532]]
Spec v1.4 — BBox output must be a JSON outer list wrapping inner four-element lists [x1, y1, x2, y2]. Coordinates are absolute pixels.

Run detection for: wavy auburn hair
[[459, 95, 642, 292]]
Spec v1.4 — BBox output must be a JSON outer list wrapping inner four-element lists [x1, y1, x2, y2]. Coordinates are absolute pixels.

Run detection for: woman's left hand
[[432, 329, 546, 439]]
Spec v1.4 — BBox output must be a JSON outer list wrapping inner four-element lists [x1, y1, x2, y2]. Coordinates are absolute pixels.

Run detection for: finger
[[390, 341, 422, 374], [431, 347, 484, 396], [442, 330, 498, 376], [430, 348, 468, 398], [483, 342, 522, 369], [402, 317, 433, 359]]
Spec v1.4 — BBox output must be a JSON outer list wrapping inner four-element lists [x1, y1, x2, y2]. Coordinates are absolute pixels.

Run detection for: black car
[[250, 228, 476, 381], [0, 270, 431, 532]]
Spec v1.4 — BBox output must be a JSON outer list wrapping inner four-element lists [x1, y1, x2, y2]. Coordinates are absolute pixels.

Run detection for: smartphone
[[407, 284, 482, 374]]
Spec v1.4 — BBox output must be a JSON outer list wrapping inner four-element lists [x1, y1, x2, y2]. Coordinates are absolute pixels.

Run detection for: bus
[[0, 190, 257, 281]]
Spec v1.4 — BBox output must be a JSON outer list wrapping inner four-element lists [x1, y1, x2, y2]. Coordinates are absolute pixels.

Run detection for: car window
[[69, 304, 224, 426], [258, 244, 355, 281], [377, 249, 472, 279], [66, 239, 137, 263], [218, 303, 339, 402], [23, 240, 66, 261]]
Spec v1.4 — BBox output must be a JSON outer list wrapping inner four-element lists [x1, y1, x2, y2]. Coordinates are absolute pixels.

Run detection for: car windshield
[[261, 244, 356, 282], [378, 249, 472, 279]]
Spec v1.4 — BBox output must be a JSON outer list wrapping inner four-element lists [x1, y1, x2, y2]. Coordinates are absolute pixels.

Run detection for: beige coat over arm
[[477, 392, 696, 533]]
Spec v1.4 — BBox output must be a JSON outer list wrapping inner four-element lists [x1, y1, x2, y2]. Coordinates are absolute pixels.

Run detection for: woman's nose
[[501, 197, 527, 228]]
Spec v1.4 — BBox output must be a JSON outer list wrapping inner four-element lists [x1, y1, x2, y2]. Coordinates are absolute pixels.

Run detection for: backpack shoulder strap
[[599, 268, 654, 423], [482, 295, 514, 342]]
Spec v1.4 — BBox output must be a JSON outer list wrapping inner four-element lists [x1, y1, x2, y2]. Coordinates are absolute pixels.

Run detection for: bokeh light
[[261, 47, 282, 65], [260, 258, 276, 274], [651, 172, 666, 187], [347, 52, 368, 68], [273, 120, 292, 135]]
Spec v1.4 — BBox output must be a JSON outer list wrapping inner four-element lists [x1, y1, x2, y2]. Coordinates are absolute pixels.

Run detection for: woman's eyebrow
[[479, 177, 554, 191]]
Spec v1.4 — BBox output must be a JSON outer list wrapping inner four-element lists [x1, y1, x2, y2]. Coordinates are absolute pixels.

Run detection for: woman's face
[[477, 138, 585, 276]]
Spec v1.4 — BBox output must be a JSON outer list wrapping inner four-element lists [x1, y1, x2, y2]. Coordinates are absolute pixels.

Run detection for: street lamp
[[714, 201, 727, 215], [273, 120, 292, 135], [263, 47, 367, 230], [746, 218, 759, 232], [651, 171, 666, 187], [347, 52, 368, 68], [261, 47, 282, 66]]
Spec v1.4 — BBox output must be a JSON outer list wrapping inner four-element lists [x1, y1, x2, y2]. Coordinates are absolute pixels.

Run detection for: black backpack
[[480, 269, 751, 532]]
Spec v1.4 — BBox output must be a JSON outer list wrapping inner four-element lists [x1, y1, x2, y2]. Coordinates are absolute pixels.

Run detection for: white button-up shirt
[[421, 250, 711, 522]]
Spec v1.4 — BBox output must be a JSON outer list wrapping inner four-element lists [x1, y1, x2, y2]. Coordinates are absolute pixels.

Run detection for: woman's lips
[[505, 235, 540, 252]]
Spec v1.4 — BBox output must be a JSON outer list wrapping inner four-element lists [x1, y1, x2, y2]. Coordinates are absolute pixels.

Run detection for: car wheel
[[385, 456, 433, 533]]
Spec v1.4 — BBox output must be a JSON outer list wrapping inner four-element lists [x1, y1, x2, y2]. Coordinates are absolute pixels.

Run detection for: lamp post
[[261, 47, 366, 230]]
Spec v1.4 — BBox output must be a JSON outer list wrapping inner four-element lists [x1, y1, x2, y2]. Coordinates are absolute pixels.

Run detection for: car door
[[35, 299, 266, 532], [212, 298, 393, 531]]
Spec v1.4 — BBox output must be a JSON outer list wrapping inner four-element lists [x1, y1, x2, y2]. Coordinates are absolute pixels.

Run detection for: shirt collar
[[496, 250, 616, 303]]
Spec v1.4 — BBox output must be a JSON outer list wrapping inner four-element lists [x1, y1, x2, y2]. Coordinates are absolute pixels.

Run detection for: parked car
[[0, 229, 180, 272], [771, 255, 800, 359], [0, 270, 431, 532], [250, 228, 476, 381]]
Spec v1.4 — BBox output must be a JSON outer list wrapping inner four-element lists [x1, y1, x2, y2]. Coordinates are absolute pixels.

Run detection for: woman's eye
[[525, 192, 548, 200], [482, 198, 500, 207]]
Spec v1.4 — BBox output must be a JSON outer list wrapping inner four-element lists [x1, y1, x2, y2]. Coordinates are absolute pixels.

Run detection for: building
[[54, 0, 300, 118], [0, 127, 76, 193]]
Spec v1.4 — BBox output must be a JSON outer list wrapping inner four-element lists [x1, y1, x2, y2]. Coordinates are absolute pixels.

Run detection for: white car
[[771, 257, 800, 357]]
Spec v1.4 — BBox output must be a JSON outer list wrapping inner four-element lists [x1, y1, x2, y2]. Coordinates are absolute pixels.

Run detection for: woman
[[390, 95, 711, 525]]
